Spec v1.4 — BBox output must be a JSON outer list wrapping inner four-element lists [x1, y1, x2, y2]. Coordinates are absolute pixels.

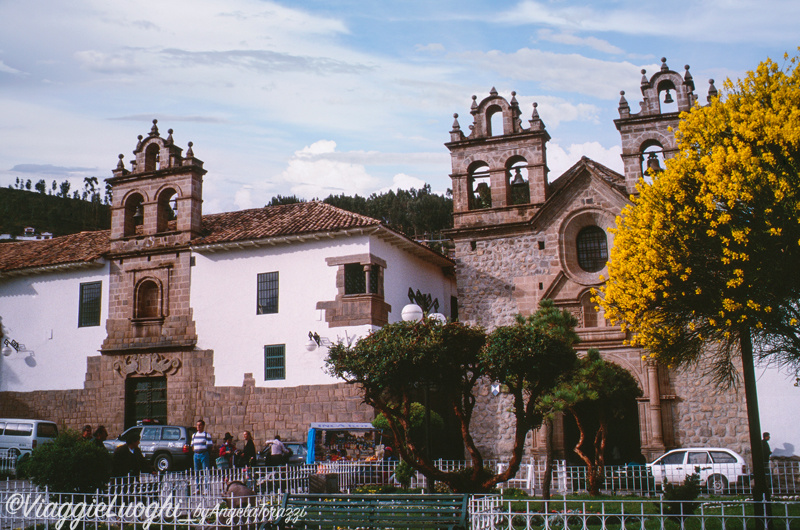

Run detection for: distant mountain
[[0, 187, 111, 238]]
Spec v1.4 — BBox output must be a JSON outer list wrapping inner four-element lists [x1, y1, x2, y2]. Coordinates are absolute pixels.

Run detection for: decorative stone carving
[[113, 353, 180, 378]]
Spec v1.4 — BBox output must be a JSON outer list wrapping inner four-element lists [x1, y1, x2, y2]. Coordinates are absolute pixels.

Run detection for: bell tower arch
[[102, 120, 204, 353], [445, 88, 550, 231], [615, 58, 720, 194]]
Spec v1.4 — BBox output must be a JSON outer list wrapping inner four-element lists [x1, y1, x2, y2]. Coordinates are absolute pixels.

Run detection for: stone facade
[[445, 61, 749, 463], [0, 348, 372, 444]]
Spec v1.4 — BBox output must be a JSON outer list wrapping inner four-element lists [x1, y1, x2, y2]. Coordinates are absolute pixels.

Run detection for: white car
[[647, 447, 749, 494]]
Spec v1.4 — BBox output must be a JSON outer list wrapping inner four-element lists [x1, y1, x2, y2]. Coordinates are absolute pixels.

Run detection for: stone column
[[646, 360, 664, 447]]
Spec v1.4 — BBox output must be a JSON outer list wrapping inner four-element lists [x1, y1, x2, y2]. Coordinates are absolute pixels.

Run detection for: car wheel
[[8, 448, 20, 458], [154, 453, 173, 472], [707, 474, 728, 495]]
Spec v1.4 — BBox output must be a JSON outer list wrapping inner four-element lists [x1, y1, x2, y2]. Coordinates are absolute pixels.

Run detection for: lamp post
[[402, 303, 434, 492]]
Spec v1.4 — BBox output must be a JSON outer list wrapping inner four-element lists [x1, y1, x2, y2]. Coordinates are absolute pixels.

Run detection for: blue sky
[[0, 0, 798, 213]]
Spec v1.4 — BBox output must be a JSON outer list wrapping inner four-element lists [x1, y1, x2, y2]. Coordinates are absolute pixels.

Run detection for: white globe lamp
[[401, 303, 424, 322]]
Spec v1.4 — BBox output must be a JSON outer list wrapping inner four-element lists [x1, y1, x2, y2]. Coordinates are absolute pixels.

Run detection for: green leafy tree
[[17, 429, 111, 493], [59, 180, 71, 198], [541, 349, 642, 496], [372, 402, 444, 455], [327, 319, 487, 492], [267, 194, 305, 206], [34, 179, 46, 194], [601, 51, 800, 507], [326, 300, 579, 492]]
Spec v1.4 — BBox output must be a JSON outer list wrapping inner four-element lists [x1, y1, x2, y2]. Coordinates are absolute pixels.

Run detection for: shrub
[[394, 460, 415, 490], [17, 429, 111, 493], [662, 473, 701, 520]]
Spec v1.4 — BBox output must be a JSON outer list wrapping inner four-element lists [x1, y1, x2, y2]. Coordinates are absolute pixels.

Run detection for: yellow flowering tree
[[601, 51, 800, 506]]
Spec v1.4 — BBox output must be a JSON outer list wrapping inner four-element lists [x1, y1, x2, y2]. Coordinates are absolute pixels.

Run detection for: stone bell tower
[[101, 120, 204, 352], [615, 57, 718, 194], [445, 88, 550, 231]]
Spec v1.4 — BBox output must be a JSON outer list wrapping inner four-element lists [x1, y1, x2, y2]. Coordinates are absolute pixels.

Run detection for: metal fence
[[2, 462, 800, 529], [470, 496, 800, 530]]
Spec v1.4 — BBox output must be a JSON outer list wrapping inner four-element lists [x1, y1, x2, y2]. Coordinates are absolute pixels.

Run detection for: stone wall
[[668, 362, 751, 461], [0, 348, 373, 448]]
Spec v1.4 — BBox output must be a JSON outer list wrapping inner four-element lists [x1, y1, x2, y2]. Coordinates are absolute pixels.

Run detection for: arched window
[[124, 193, 145, 237], [487, 105, 503, 137], [581, 291, 605, 328], [640, 142, 665, 184], [657, 80, 678, 114], [507, 158, 530, 205], [576, 226, 608, 272], [136, 280, 161, 319], [156, 188, 178, 233], [144, 143, 160, 172], [468, 162, 491, 210]]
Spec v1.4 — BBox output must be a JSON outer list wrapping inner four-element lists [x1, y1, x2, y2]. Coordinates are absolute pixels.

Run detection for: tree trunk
[[542, 419, 554, 500], [740, 327, 772, 528]]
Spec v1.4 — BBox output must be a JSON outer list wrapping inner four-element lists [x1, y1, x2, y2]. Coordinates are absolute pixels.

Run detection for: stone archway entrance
[[562, 394, 642, 466]]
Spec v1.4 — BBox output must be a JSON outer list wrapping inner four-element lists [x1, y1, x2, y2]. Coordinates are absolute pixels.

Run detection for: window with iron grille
[[264, 344, 286, 380], [344, 264, 379, 295], [576, 226, 608, 272], [78, 281, 102, 327], [257, 272, 279, 314]]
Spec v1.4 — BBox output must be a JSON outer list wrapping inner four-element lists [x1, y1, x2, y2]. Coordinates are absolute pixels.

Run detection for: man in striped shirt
[[192, 419, 213, 472]]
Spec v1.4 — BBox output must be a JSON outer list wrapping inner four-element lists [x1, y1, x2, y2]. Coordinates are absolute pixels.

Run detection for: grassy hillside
[[0, 187, 110, 237]]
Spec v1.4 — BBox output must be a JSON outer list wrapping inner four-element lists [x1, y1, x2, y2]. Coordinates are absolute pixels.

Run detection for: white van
[[0, 419, 58, 457]]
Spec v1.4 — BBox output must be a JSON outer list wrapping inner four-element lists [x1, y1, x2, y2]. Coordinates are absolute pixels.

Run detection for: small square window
[[257, 272, 279, 314], [344, 264, 366, 294], [78, 281, 102, 327], [264, 344, 286, 380]]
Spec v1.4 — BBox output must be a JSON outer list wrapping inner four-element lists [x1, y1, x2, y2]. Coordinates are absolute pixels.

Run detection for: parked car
[[252, 441, 307, 466], [0, 418, 58, 458], [105, 424, 196, 472], [647, 447, 749, 494]]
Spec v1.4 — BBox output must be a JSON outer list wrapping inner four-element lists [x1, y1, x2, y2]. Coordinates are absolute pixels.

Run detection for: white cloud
[[455, 48, 641, 99], [547, 141, 623, 179], [536, 29, 624, 55], [415, 43, 445, 53], [296, 140, 337, 158], [0, 60, 23, 75], [278, 141, 379, 199], [74, 50, 142, 73], [378, 174, 427, 194], [234, 186, 254, 210], [496, 0, 800, 44]]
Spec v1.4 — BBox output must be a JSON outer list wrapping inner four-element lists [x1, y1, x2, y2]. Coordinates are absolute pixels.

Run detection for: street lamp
[[401, 303, 423, 322], [401, 303, 434, 492]]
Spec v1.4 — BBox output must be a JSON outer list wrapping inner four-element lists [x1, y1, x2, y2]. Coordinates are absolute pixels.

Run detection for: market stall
[[305, 422, 383, 464]]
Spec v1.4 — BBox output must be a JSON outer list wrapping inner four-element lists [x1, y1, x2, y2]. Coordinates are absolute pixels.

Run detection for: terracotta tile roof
[[0, 202, 419, 275], [193, 201, 381, 246], [0, 230, 110, 274]]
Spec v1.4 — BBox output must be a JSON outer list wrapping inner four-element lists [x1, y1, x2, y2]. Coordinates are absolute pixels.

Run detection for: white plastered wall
[[0, 264, 109, 392]]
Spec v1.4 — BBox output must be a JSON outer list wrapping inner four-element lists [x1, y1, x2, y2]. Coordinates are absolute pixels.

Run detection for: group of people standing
[[81, 424, 108, 448], [190, 419, 291, 471]]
